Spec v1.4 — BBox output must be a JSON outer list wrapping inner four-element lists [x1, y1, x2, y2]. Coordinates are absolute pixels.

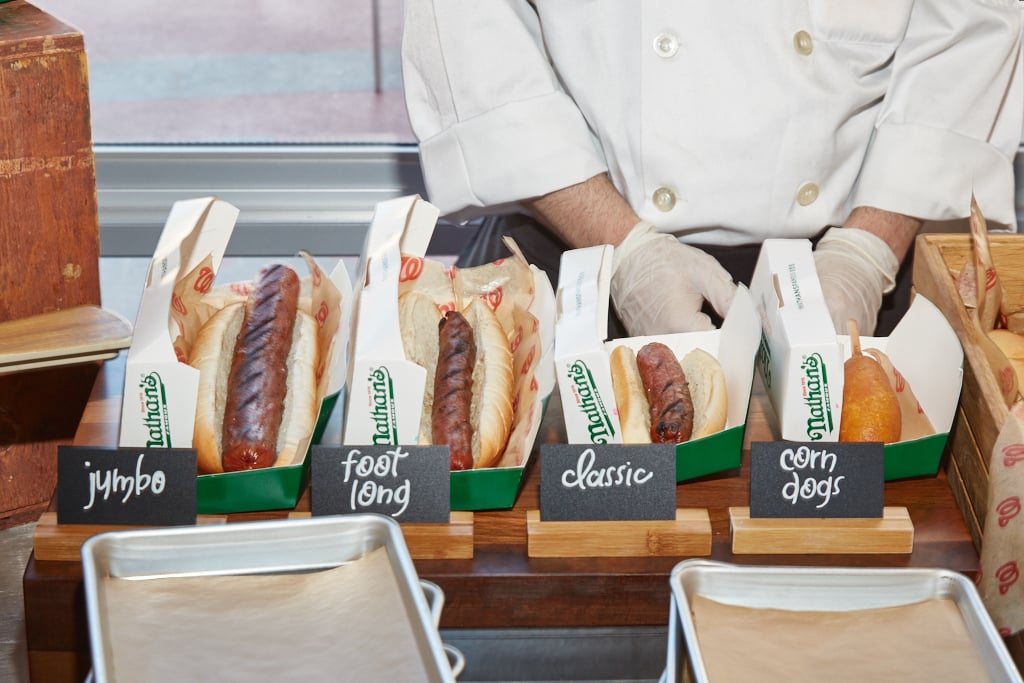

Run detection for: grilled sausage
[[636, 342, 694, 443], [431, 310, 476, 470], [221, 264, 301, 471]]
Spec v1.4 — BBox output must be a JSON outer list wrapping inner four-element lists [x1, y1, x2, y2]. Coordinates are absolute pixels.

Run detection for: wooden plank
[[0, 305, 132, 373], [0, 0, 103, 526], [31, 511, 228, 562], [526, 509, 712, 558], [287, 511, 475, 560], [729, 507, 914, 555], [946, 453, 984, 553]]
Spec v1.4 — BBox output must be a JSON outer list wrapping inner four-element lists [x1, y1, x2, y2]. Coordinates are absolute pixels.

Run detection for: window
[[30, 0, 424, 257]]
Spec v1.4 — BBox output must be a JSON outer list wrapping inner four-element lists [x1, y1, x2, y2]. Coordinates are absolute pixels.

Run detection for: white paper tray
[[665, 559, 1021, 683]]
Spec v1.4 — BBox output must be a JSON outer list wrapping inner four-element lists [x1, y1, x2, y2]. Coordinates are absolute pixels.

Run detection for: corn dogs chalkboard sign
[[749, 441, 884, 518]]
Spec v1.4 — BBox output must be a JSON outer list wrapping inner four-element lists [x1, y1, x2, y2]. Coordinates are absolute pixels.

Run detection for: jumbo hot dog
[[398, 293, 514, 470], [189, 263, 320, 473], [611, 343, 727, 444]]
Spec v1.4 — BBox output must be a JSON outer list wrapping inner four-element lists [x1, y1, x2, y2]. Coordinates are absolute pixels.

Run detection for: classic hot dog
[[611, 343, 728, 444], [189, 263, 320, 473]]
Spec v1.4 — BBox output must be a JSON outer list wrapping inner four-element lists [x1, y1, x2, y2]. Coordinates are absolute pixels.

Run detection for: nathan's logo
[[367, 367, 399, 445], [139, 372, 172, 448], [566, 360, 616, 443], [800, 354, 835, 440]]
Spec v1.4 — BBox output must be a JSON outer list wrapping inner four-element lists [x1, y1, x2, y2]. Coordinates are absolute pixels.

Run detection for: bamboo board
[[526, 509, 712, 558], [729, 506, 914, 554], [0, 305, 132, 375], [289, 511, 475, 560], [31, 511, 228, 562]]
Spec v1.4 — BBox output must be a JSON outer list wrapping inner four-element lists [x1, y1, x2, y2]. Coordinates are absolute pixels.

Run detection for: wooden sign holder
[[526, 509, 712, 558], [31, 511, 229, 562], [290, 511, 475, 560], [729, 506, 914, 554]]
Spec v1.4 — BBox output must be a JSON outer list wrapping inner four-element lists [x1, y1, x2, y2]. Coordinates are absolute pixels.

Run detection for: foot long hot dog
[[189, 263, 320, 473], [399, 293, 513, 470]]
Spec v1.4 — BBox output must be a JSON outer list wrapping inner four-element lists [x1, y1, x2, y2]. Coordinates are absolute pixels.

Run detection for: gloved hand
[[610, 221, 736, 335], [812, 226, 899, 336]]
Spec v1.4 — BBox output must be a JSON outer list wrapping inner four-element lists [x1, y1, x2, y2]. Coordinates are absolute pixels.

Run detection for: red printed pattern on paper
[[996, 496, 1021, 527], [315, 301, 329, 328], [171, 293, 187, 316], [194, 266, 215, 293], [399, 256, 424, 282], [1002, 443, 1024, 467], [995, 561, 1019, 595]]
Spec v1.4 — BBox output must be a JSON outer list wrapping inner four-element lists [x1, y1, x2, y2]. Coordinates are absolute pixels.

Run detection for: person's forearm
[[844, 206, 922, 264], [524, 172, 639, 249]]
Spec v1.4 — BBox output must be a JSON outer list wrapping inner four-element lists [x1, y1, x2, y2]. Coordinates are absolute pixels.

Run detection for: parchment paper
[[689, 594, 991, 683], [98, 547, 436, 682]]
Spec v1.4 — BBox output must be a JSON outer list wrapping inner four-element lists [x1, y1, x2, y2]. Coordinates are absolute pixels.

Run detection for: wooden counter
[[22, 354, 979, 682]]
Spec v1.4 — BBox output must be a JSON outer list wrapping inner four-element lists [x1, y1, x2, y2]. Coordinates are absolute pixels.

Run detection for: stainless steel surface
[[80, 514, 454, 683], [668, 559, 1022, 683]]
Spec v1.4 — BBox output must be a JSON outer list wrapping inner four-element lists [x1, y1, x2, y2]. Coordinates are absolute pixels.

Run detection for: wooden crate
[[0, 1, 102, 528], [912, 232, 1024, 547]]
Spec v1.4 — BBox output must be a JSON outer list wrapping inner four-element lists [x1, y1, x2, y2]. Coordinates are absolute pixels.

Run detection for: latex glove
[[610, 221, 736, 335], [812, 226, 899, 336]]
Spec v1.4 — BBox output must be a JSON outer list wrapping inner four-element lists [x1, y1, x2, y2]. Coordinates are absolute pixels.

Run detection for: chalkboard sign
[[310, 445, 450, 522], [57, 446, 198, 526], [539, 444, 676, 522], [749, 441, 884, 519]]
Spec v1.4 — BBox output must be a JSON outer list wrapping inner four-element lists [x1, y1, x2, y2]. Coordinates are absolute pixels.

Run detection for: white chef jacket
[[402, 1, 1024, 246]]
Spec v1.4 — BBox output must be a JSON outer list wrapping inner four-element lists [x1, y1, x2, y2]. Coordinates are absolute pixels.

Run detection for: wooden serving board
[[729, 506, 914, 554], [0, 305, 132, 376], [526, 509, 712, 558]]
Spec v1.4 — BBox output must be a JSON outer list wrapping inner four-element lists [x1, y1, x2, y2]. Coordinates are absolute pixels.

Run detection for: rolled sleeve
[[417, 92, 607, 220], [855, 123, 1017, 225], [852, 0, 1023, 226]]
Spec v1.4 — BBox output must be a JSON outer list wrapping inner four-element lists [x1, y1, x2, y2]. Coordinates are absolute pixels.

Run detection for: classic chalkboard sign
[[310, 445, 450, 522], [539, 444, 676, 522], [56, 446, 197, 526], [749, 441, 884, 519]]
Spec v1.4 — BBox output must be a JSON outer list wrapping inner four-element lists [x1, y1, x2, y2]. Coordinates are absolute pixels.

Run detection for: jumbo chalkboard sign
[[749, 441, 884, 519], [56, 446, 197, 526], [311, 445, 450, 522], [539, 444, 676, 522]]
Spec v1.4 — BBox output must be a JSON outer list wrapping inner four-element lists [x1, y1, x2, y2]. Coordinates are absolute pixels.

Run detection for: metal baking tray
[[81, 514, 457, 683], [665, 559, 1021, 683]]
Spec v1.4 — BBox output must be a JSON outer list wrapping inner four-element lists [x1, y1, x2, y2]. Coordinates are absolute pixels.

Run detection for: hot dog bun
[[680, 348, 728, 439], [609, 343, 728, 444], [462, 297, 514, 468], [189, 299, 320, 474], [610, 345, 652, 444], [400, 294, 514, 468], [398, 291, 442, 444]]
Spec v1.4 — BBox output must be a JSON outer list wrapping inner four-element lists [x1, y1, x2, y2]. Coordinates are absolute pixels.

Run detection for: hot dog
[[637, 342, 694, 443], [399, 293, 514, 469], [189, 264, 320, 473], [432, 310, 476, 470], [611, 343, 728, 444]]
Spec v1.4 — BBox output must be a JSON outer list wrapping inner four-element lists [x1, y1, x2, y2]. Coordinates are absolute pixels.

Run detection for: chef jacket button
[[653, 33, 679, 59], [652, 186, 678, 212], [793, 30, 813, 56], [796, 182, 820, 206]]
